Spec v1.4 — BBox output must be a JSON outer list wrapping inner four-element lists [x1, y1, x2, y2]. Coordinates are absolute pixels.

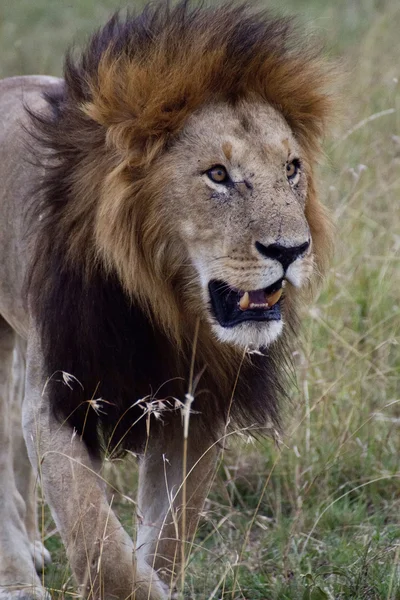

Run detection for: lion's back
[[0, 76, 62, 335]]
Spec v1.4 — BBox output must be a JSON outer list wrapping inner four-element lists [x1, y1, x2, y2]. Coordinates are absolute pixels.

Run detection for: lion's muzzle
[[254, 240, 310, 271]]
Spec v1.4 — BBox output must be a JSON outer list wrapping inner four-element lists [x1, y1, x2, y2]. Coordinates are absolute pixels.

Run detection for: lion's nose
[[255, 240, 310, 271]]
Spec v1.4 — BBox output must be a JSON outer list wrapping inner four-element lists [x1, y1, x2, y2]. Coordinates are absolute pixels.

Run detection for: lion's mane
[[28, 1, 334, 455]]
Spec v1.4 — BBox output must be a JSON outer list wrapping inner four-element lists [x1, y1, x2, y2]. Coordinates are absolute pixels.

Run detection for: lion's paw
[[30, 542, 51, 573], [0, 587, 51, 600], [133, 560, 170, 600]]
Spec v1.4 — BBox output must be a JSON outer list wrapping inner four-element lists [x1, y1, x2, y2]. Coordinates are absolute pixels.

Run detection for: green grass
[[2, 0, 399, 598]]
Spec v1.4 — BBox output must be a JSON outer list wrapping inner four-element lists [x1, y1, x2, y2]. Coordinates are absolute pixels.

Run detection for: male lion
[[0, 2, 334, 599]]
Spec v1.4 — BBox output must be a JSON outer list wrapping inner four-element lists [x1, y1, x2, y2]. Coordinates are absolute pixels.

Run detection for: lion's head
[[32, 1, 334, 353], [148, 100, 327, 349]]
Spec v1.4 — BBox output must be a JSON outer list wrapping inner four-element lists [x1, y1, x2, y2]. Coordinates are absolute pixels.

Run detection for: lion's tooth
[[239, 291, 250, 310], [265, 288, 283, 307]]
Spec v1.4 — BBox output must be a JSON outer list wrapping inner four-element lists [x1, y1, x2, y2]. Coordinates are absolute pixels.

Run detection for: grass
[[1, 0, 400, 598]]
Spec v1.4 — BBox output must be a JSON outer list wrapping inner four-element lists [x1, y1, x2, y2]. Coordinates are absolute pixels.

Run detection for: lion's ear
[[258, 56, 339, 159], [80, 57, 193, 164], [80, 56, 143, 155], [80, 107, 172, 169]]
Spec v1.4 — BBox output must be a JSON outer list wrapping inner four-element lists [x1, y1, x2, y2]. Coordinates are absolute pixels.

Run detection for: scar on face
[[222, 141, 232, 161], [282, 138, 291, 157]]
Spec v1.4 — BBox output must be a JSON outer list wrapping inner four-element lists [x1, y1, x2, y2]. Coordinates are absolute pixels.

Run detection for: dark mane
[[26, 1, 332, 456], [27, 246, 291, 455], [27, 248, 291, 456]]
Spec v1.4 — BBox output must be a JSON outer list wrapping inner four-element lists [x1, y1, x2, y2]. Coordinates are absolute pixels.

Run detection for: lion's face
[[160, 100, 314, 349]]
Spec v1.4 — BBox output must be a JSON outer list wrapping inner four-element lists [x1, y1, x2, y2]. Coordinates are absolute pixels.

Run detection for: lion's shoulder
[[0, 75, 62, 118]]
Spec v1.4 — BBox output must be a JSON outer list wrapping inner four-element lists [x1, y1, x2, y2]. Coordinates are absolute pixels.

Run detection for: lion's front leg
[[0, 320, 48, 600], [136, 419, 219, 592], [11, 337, 51, 574], [22, 344, 167, 600]]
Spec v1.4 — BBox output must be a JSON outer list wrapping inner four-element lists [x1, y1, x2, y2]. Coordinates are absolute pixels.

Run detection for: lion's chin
[[211, 319, 284, 349]]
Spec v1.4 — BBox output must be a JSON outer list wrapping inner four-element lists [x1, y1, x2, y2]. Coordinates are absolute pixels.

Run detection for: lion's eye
[[286, 159, 301, 185], [207, 165, 229, 184]]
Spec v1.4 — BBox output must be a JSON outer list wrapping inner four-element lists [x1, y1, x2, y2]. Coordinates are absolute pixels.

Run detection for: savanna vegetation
[[1, 0, 399, 598]]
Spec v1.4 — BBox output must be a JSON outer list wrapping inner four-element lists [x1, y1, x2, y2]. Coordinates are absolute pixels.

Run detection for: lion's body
[[0, 3, 334, 599]]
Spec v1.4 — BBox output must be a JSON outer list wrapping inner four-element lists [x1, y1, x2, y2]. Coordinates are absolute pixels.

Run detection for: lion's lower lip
[[208, 279, 283, 327]]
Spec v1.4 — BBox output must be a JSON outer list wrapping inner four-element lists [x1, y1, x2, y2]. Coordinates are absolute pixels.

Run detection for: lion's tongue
[[239, 288, 282, 311]]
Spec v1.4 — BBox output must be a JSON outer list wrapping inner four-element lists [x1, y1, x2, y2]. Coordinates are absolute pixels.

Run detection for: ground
[[1, 0, 399, 598]]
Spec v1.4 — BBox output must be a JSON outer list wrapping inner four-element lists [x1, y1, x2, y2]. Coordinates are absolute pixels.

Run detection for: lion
[[0, 2, 334, 599]]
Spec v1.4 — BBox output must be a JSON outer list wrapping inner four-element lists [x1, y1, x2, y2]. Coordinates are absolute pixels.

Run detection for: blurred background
[[1, 0, 399, 598]]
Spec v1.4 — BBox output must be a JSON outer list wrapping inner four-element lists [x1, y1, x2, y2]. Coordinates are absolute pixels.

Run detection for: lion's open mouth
[[208, 279, 283, 327]]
